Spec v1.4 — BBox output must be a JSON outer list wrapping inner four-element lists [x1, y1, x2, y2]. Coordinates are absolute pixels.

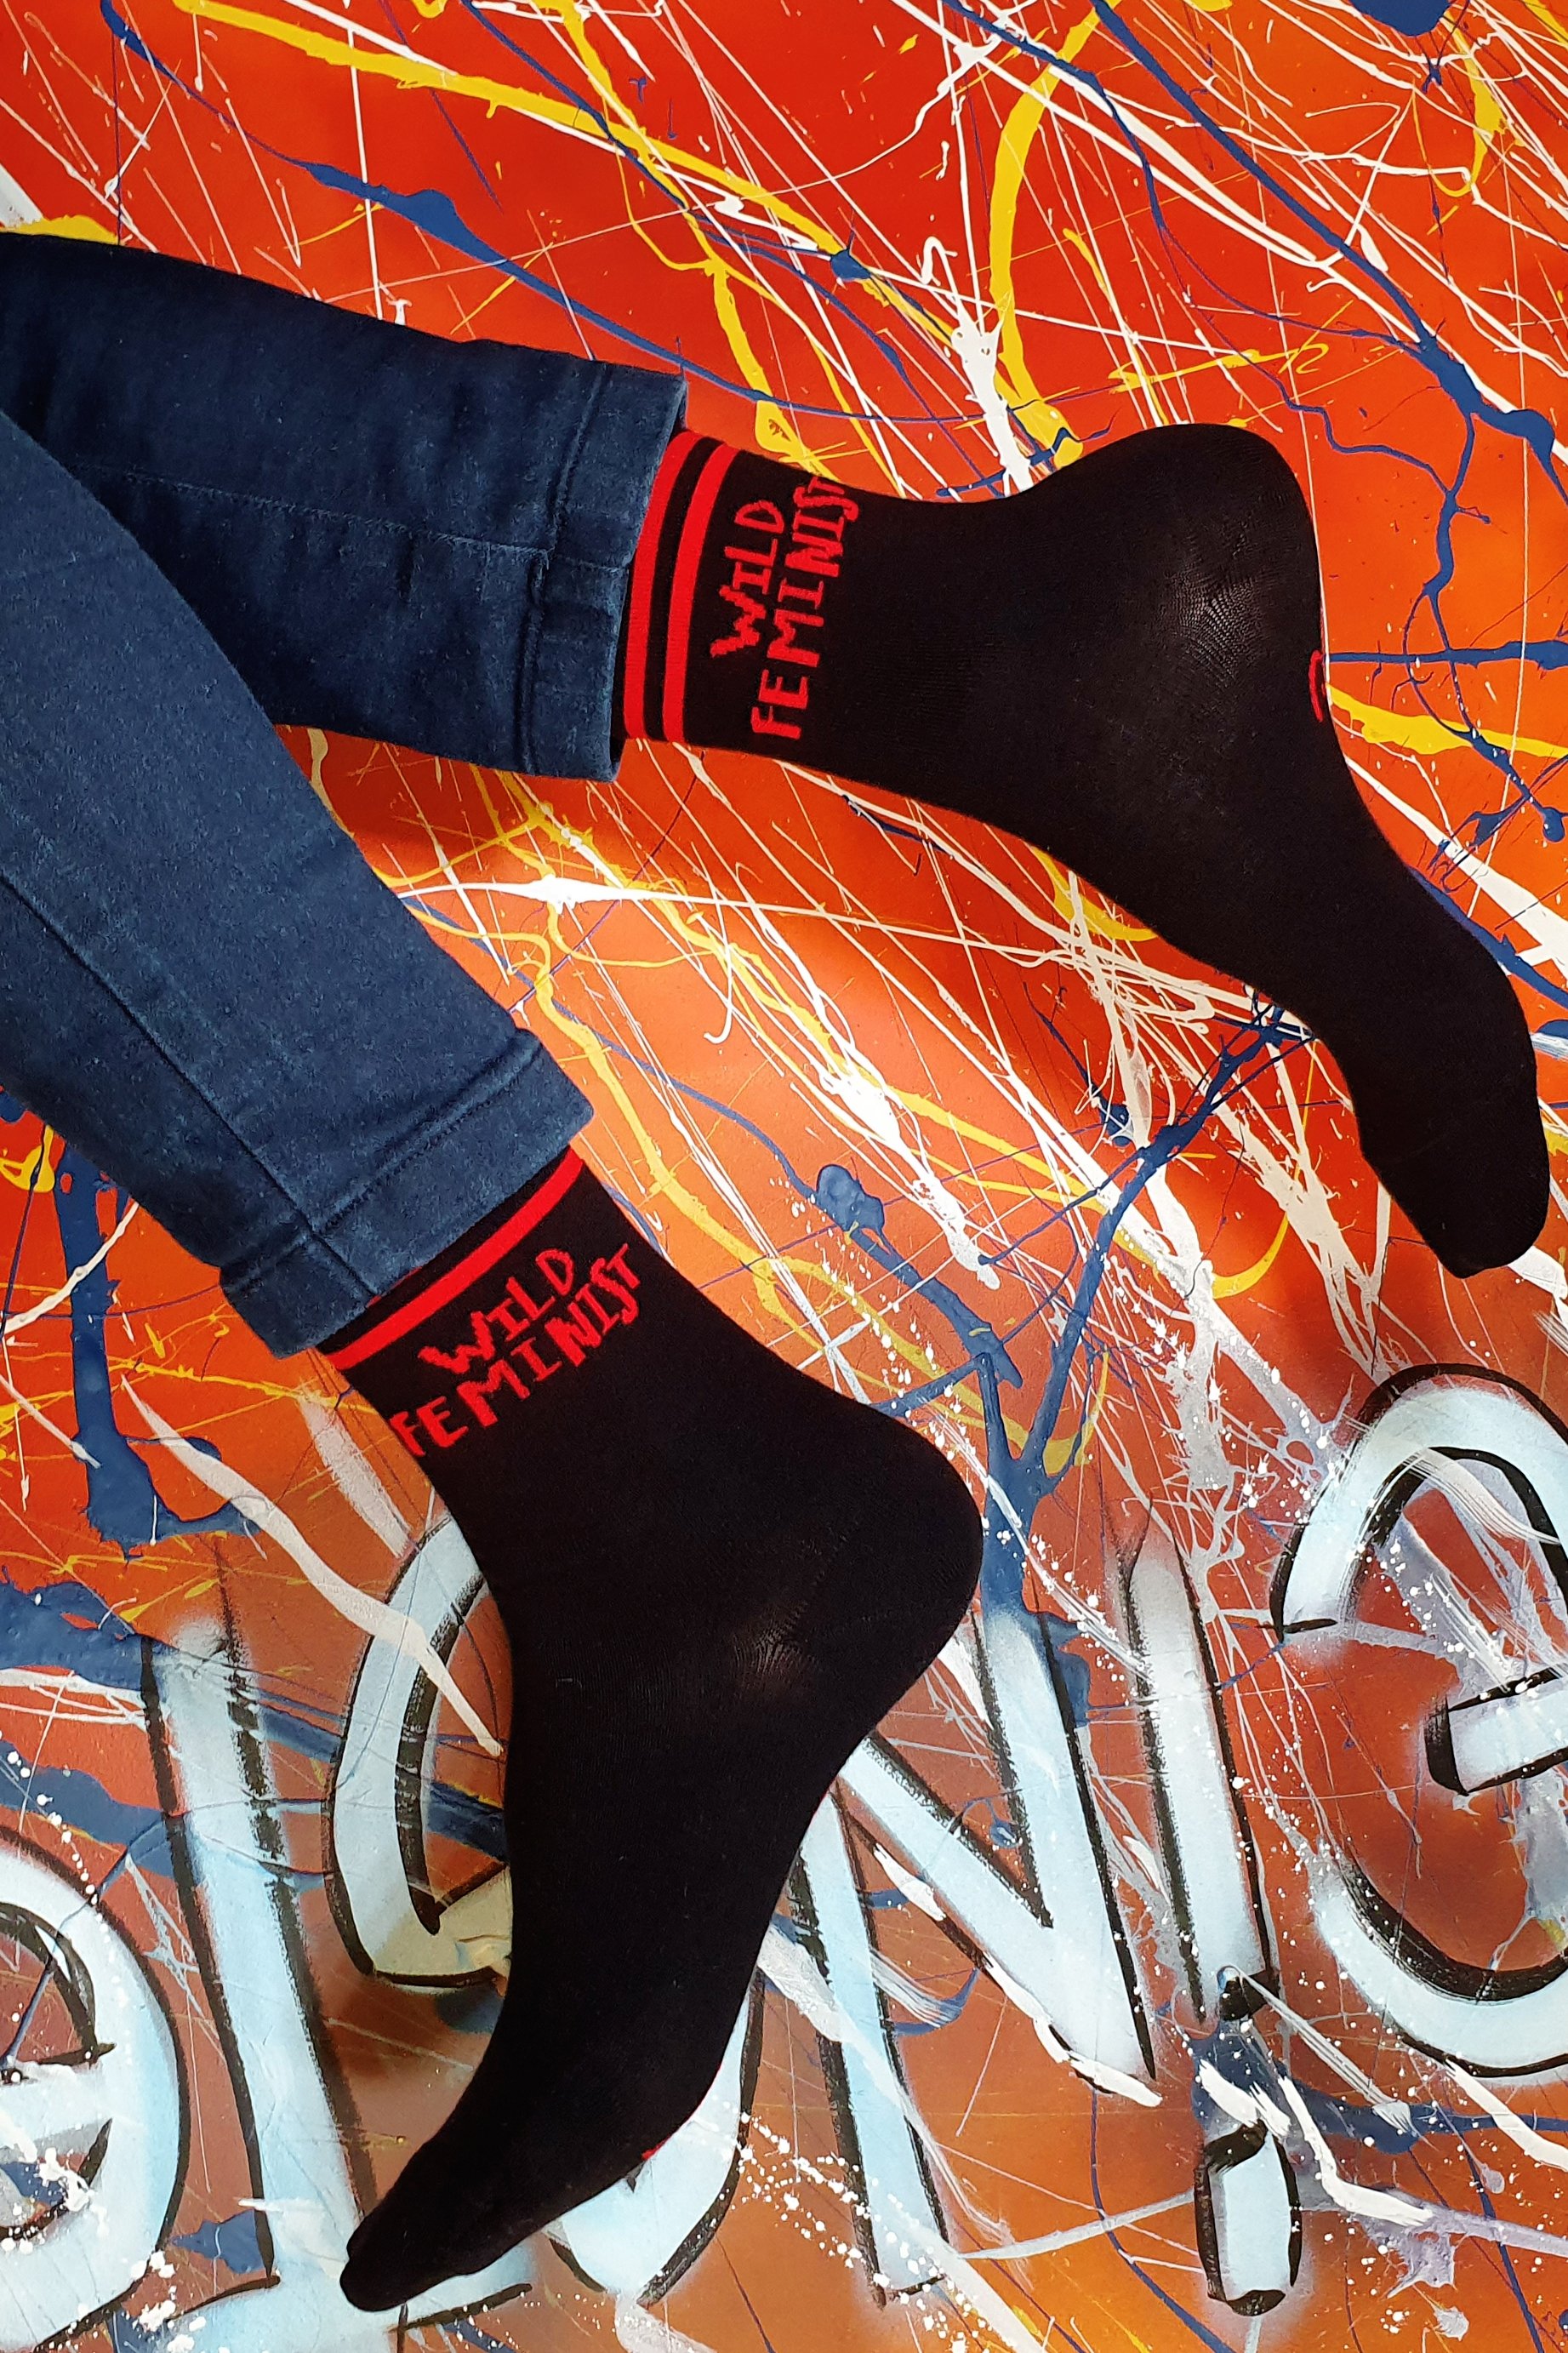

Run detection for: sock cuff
[[324, 1149, 584, 1370], [621, 430, 736, 745], [620, 432, 874, 762]]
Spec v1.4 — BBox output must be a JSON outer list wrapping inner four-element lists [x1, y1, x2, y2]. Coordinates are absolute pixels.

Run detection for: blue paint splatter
[[1349, 0, 1448, 31], [53, 1144, 249, 1552], [172, 2207, 266, 2276], [0, 1568, 140, 1689], [813, 1163, 1023, 1386]]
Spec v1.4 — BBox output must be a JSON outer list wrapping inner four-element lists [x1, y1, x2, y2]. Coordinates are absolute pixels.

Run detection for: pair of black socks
[[339, 422, 1547, 2310]]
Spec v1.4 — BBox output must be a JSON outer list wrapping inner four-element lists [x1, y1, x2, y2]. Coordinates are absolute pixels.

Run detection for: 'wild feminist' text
[[388, 1242, 642, 1456], [707, 477, 860, 741]]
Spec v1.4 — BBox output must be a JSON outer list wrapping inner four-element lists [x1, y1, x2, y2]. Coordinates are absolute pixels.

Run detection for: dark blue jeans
[[0, 237, 687, 1354]]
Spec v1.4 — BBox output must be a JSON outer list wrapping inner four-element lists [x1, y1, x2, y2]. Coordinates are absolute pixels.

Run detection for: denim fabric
[[0, 237, 688, 780], [0, 407, 592, 1356]]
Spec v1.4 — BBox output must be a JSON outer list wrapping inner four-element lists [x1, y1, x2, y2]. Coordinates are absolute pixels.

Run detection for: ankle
[[620, 431, 909, 764]]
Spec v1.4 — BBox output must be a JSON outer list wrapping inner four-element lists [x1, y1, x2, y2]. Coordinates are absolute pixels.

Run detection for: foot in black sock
[[330, 1151, 981, 2309], [622, 425, 1548, 1275]]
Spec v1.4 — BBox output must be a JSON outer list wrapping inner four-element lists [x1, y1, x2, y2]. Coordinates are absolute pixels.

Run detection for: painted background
[[5, 0, 1568, 2346]]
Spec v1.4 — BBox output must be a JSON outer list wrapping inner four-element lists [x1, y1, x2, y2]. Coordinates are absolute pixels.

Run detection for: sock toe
[[340, 2217, 423, 2313], [340, 2150, 510, 2312]]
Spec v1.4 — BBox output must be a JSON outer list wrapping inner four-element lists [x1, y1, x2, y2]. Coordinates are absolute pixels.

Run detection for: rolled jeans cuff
[[525, 363, 688, 781], [225, 1033, 591, 1357], [0, 236, 690, 780]]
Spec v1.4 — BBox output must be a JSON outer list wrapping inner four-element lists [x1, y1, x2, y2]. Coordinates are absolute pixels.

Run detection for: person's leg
[[0, 232, 684, 780], [0, 236, 1545, 1279], [0, 408, 981, 2307], [0, 403, 590, 1344]]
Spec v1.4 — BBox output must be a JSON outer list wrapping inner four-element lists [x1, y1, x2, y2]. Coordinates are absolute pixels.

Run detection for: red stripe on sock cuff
[[1308, 646, 1328, 722], [661, 443, 736, 744], [327, 1150, 585, 1371], [623, 431, 702, 743]]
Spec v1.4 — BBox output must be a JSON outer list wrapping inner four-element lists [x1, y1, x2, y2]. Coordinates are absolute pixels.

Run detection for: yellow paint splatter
[[1432, 29, 1505, 202], [3, 217, 113, 243], [1029, 848, 1155, 943], [0, 1133, 56, 1195], [1331, 682, 1568, 765], [987, 14, 1109, 468], [1212, 1211, 1291, 1299]]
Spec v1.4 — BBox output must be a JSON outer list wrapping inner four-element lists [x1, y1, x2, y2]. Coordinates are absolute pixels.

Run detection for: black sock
[[328, 1149, 981, 2309], [621, 426, 1548, 1276]]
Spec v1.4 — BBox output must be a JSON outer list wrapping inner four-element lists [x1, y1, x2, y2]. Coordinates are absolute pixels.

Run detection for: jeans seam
[[517, 370, 613, 774], [311, 1031, 546, 1246], [0, 837, 555, 1294], [0, 860, 370, 1287], [226, 1031, 554, 1302], [72, 460, 630, 576]]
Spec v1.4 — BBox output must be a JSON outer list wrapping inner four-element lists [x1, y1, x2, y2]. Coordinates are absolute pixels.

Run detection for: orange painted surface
[[5, 3, 1568, 2348]]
